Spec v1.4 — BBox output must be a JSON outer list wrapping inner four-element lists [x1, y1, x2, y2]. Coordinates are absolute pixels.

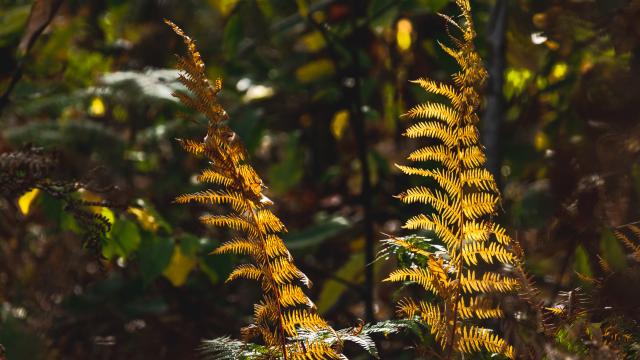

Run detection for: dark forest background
[[1, 0, 640, 358]]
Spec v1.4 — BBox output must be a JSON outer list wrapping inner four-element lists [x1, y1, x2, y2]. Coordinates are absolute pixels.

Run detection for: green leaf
[[600, 230, 627, 272], [138, 234, 174, 285], [317, 253, 363, 314], [574, 245, 592, 280], [102, 218, 141, 260], [223, 14, 242, 58], [283, 216, 350, 250], [267, 133, 305, 194], [0, 5, 31, 47]]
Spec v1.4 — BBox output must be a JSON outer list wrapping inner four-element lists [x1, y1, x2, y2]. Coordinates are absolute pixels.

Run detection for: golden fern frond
[[278, 284, 313, 307], [199, 214, 260, 238], [282, 310, 329, 336], [404, 103, 460, 126], [460, 146, 487, 168], [455, 326, 514, 359], [410, 78, 462, 109], [213, 238, 260, 256], [463, 221, 490, 242], [407, 145, 458, 169], [197, 169, 233, 186], [168, 20, 338, 357], [462, 241, 516, 266], [395, 165, 462, 198], [403, 121, 457, 146], [396, 298, 449, 347], [382, 235, 435, 258], [387, 1, 517, 357], [461, 271, 519, 293], [457, 297, 503, 319], [287, 342, 340, 360], [178, 138, 205, 155], [403, 214, 458, 248], [384, 267, 440, 295], [175, 190, 247, 212], [615, 225, 640, 261], [462, 193, 498, 219], [227, 264, 263, 282]]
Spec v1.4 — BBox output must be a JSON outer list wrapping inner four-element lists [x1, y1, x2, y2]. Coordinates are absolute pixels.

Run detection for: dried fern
[[166, 20, 340, 359], [0, 146, 113, 261], [383, 1, 517, 358], [543, 224, 640, 357]]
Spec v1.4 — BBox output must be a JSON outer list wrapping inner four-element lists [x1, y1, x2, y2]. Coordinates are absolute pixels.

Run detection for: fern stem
[[243, 192, 289, 359], [445, 102, 466, 360]]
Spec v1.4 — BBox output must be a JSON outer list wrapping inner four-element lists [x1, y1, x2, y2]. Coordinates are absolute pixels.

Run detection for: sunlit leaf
[[396, 18, 413, 52], [331, 109, 349, 140], [88, 96, 106, 117], [574, 245, 593, 279], [103, 219, 141, 259], [317, 253, 364, 313], [18, 188, 40, 215], [600, 230, 627, 272], [208, 0, 239, 17], [163, 246, 197, 287], [295, 59, 335, 83]]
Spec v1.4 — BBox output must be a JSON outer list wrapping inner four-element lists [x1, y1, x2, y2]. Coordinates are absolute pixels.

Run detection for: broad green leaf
[[600, 230, 627, 272], [102, 219, 141, 259], [574, 245, 592, 279], [284, 216, 349, 250], [0, 5, 30, 47], [223, 14, 242, 58], [317, 253, 364, 314], [139, 235, 174, 285], [267, 133, 304, 194]]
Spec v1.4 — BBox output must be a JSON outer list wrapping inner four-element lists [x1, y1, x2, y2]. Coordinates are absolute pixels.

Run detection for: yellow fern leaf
[[213, 238, 259, 256], [404, 102, 461, 126], [407, 145, 458, 169], [175, 190, 247, 212], [461, 271, 519, 293], [199, 214, 259, 238], [227, 264, 263, 282], [456, 325, 514, 359], [178, 139, 204, 155], [385, 267, 439, 294], [197, 169, 233, 186], [462, 192, 498, 219], [282, 310, 328, 336], [410, 78, 462, 110], [403, 121, 457, 146]]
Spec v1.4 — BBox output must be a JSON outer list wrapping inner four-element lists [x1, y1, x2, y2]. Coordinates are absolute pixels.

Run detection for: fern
[[166, 20, 340, 359], [543, 224, 640, 357], [383, 1, 517, 358]]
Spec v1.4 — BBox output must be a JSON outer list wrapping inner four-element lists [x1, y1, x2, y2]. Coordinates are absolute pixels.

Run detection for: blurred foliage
[[0, 0, 639, 359]]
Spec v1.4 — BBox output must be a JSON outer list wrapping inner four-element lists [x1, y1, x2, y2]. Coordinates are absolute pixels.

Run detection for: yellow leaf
[[297, 31, 326, 53], [128, 206, 159, 232], [331, 110, 349, 140], [396, 18, 413, 51], [208, 0, 239, 17], [89, 96, 106, 117], [18, 188, 40, 215], [295, 59, 335, 83], [163, 246, 197, 287], [534, 131, 549, 151], [295, 0, 309, 17]]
